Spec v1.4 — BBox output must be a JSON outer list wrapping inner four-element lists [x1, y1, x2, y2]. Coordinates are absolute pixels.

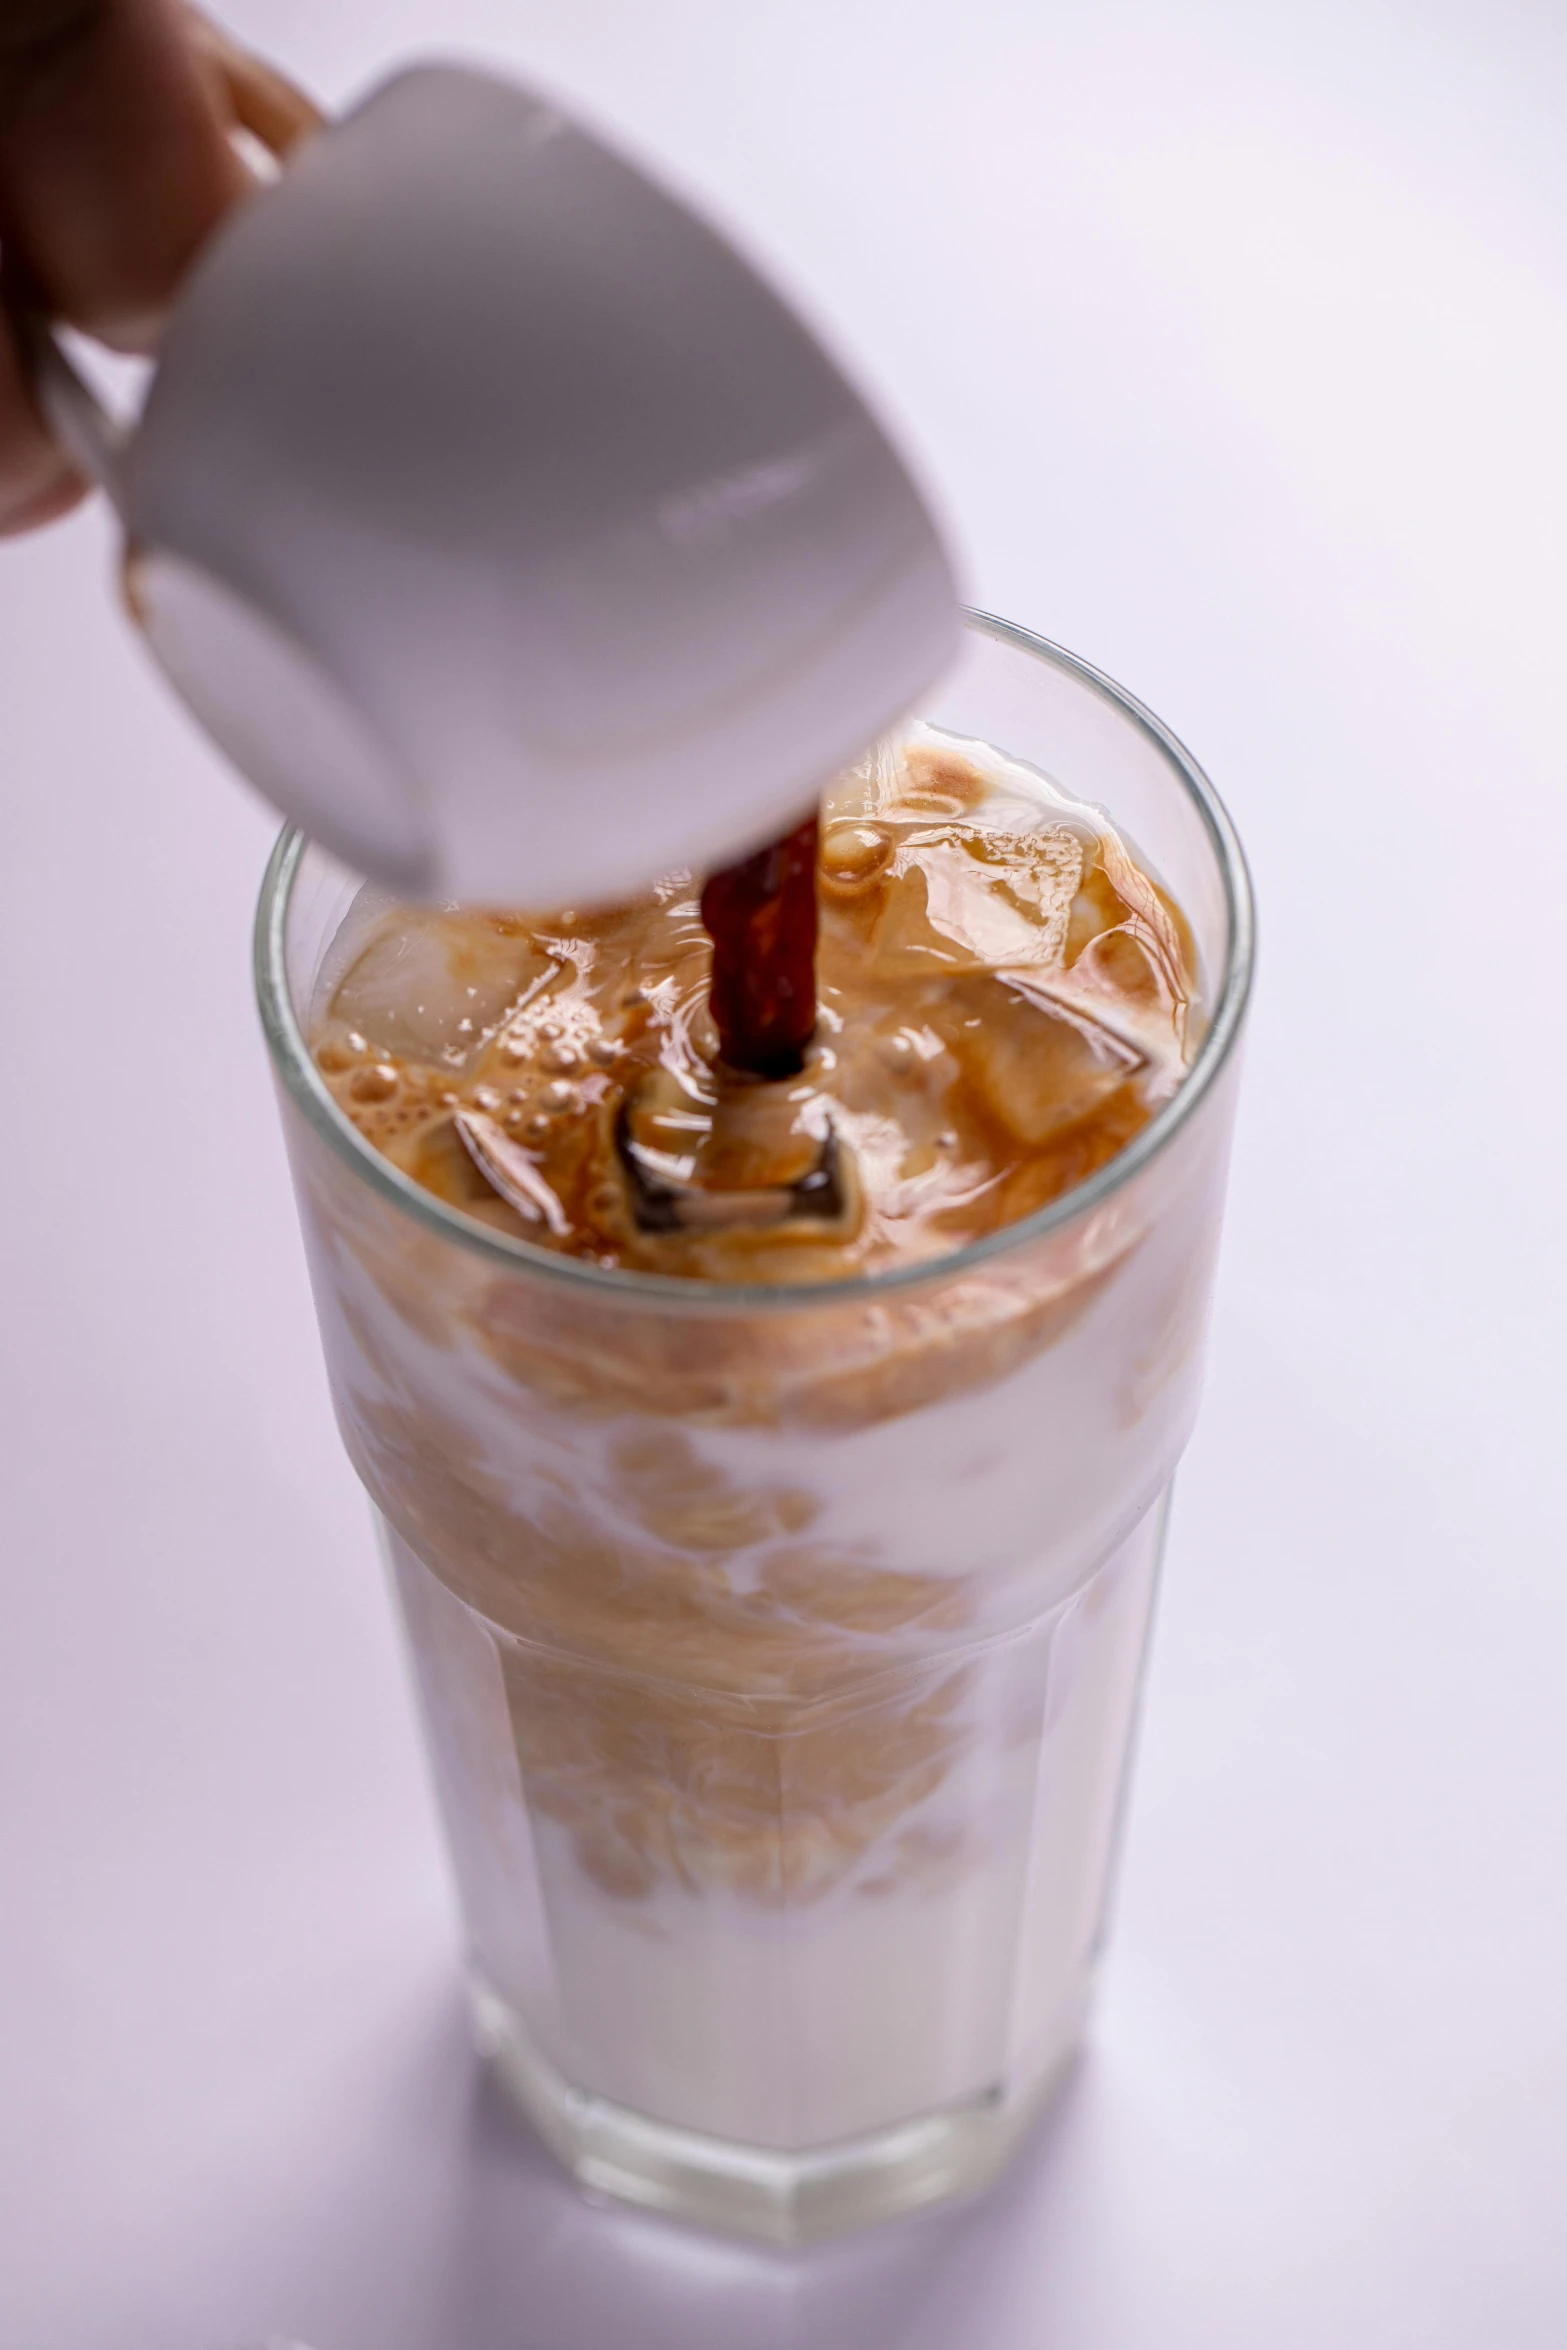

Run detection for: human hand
[[0, 1, 314, 532]]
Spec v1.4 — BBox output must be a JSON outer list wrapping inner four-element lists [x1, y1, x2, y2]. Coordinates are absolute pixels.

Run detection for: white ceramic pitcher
[[34, 60, 959, 906]]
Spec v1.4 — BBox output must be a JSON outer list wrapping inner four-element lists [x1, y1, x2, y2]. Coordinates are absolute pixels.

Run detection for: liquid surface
[[313, 728, 1197, 1283]]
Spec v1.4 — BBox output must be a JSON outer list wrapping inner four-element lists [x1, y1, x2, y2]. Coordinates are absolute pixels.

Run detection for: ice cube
[[454, 1111, 572, 1235], [953, 974, 1145, 1146], [870, 825, 1084, 974], [330, 913, 557, 1069]]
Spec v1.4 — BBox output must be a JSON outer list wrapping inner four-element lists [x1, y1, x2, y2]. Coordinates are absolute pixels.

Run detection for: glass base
[[469, 1971, 1086, 2245]]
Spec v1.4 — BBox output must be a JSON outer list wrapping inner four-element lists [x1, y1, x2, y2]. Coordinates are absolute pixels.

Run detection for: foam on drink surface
[[313, 728, 1197, 1279]]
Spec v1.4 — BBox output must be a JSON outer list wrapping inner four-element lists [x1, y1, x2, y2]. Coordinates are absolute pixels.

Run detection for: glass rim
[[254, 610, 1255, 1316]]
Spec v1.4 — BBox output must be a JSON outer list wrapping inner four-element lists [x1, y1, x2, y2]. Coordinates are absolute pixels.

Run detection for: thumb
[[0, 6, 319, 532], [0, 0, 249, 349]]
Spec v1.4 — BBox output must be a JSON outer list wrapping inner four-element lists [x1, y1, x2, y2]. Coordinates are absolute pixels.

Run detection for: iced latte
[[258, 619, 1251, 2240]]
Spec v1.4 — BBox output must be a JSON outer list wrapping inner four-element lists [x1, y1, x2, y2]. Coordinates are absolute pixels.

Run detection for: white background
[[3, 2, 1565, 2344]]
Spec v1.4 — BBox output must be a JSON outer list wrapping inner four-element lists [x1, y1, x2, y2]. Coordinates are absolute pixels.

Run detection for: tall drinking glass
[[255, 615, 1252, 2243]]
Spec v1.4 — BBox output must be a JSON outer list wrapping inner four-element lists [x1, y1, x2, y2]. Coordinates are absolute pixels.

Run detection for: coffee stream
[[698, 813, 821, 1080]]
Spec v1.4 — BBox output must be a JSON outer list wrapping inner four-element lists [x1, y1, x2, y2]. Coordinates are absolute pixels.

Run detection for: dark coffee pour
[[607, 808, 834, 1236], [699, 812, 820, 1078]]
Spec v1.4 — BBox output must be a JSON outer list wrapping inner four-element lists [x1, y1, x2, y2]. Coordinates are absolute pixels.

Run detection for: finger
[[0, 0, 249, 351], [183, 7, 322, 159], [0, 296, 84, 531]]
